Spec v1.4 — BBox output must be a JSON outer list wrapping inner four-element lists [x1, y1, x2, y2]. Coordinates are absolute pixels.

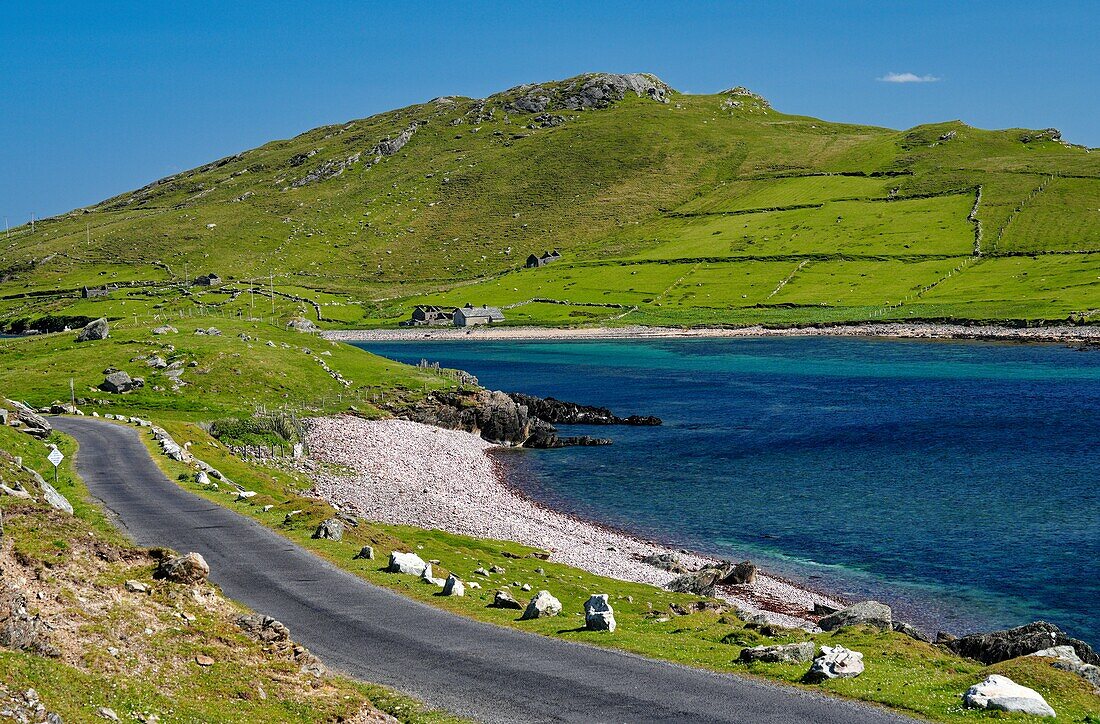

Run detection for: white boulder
[[521, 590, 562, 620], [442, 575, 465, 596], [584, 594, 616, 632], [387, 551, 430, 577], [963, 675, 1055, 717], [805, 645, 864, 682]]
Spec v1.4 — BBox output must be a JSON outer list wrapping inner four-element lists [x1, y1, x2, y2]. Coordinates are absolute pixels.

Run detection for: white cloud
[[878, 72, 940, 84]]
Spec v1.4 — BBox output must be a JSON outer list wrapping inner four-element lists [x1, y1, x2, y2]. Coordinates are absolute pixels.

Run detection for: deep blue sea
[[354, 337, 1100, 644]]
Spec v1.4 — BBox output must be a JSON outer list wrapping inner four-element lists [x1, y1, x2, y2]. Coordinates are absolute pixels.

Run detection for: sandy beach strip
[[323, 322, 1100, 344], [304, 415, 842, 628]]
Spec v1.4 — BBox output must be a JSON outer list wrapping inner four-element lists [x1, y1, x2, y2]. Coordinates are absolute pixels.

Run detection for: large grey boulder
[[1029, 646, 1100, 691], [738, 641, 816, 664], [947, 621, 1098, 665], [154, 552, 209, 584], [520, 590, 562, 620], [312, 518, 344, 541], [387, 551, 430, 577], [804, 645, 864, 682], [76, 317, 109, 342], [100, 371, 135, 394], [152, 325, 178, 335], [818, 601, 892, 632], [962, 675, 1055, 717], [584, 594, 616, 632], [27, 463, 72, 515], [4, 399, 50, 433]]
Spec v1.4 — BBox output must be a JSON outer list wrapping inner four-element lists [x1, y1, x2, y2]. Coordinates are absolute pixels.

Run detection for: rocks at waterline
[[154, 552, 209, 584], [100, 371, 143, 394], [312, 518, 344, 541], [584, 594, 616, 632], [387, 551, 430, 577], [739, 641, 816, 664], [353, 545, 375, 560], [666, 560, 757, 597], [396, 389, 612, 448], [641, 552, 688, 574], [506, 393, 661, 426], [442, 575, 465, 597], [490, 589, 523, 610], [804, 645, 864, 683], [946, 621, 1098, 665], [962, 675, 1055, 717], [817, 600, 892, 632], [75, 317, 109, 342], [891, 620, 932, 643], [1028, 646, 1100, 691], [520, 590, 562, 620]]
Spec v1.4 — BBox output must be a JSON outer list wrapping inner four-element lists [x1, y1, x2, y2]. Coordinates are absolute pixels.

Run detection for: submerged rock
[[963, 675, 1055, 717], [506, 393, 661, 426]]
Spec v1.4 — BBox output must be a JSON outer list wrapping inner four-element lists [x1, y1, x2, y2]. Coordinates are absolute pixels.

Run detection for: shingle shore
[[305, 415, 841, 628]]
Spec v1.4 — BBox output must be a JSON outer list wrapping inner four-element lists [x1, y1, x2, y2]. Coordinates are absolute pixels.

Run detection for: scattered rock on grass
[[387, 551, 430, 577], [442, 575, 465, 597], [963, 674, 1055, 717], [312, 518, 344, 541], [76, 317, 109, 342], [805, 645, 864, 682], [154, 552, 209, 584], [739, 641, 816, 664], [353, 545, 375, 560], [491, 590, 523, 610], [947, 621, 1098, 665], [584, 594, 616, 632], [520, 590, 562, 620]]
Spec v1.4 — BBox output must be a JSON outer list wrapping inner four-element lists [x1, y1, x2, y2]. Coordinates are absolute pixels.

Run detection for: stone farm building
[[193, 273, 222, 286], [81, 285, 115, 298], [453, 304, 505, 327], [408, 305, 454, 326], [525, 250, 562, 268]]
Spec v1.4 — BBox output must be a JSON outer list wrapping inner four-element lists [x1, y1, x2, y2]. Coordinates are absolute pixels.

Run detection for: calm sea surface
[[354, 337, 1100, 643]]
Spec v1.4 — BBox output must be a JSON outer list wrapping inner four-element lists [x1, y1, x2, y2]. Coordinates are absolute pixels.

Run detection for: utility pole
[[30, 213, 35, 233], [270, 272, 275, 314], [85, 222, 90, 244], [4, 216, 8, 239], [250, 279, 255, 318], [70, 378, 75, 410]]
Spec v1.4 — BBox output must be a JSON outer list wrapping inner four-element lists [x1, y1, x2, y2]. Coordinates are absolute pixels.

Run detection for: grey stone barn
[[81, 285, 112, 298], [525, 250, 562, 268], [194, 273, 222, 286], [407, 305, 455, 326], [453, 304, 504, 327]]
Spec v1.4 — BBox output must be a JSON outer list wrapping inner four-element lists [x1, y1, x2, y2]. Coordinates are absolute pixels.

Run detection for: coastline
[[323, 321, 1100, 344], [304, 415, 844, 629]]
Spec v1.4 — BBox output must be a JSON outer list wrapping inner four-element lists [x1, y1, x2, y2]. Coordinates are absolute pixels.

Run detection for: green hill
[[3, 72, 1099, 330]]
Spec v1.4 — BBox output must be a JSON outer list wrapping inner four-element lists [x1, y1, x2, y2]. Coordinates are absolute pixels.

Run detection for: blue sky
[[2, 1, 1097, 225]]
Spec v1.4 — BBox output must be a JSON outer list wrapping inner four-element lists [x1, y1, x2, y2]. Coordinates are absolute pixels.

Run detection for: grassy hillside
[[2, 72, 1098, 329]]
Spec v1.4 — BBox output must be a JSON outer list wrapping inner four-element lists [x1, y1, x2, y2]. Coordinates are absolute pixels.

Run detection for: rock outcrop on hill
[[499, 73, 672, 114]]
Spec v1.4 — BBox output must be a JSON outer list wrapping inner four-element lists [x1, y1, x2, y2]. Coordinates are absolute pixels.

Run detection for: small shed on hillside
[[525, 250, 562, 268], [194, 273, 222, 287], [453, 304, 504, 327], [81, 285, 112, 298], [407, 305, 455, 326]]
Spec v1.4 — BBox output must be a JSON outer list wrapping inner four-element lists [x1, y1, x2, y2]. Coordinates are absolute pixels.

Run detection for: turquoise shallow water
[[355, 337, 1100, 643]]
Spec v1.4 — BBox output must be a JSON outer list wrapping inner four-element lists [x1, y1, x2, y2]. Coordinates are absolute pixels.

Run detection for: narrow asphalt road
[[55, 417, 915, 724]]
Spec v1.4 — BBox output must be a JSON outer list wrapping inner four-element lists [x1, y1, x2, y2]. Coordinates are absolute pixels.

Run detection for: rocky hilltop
[[491, 72, 673, 113]]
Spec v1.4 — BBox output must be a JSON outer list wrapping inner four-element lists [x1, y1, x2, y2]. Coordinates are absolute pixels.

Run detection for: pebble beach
[[305, 415, 842, 627]]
